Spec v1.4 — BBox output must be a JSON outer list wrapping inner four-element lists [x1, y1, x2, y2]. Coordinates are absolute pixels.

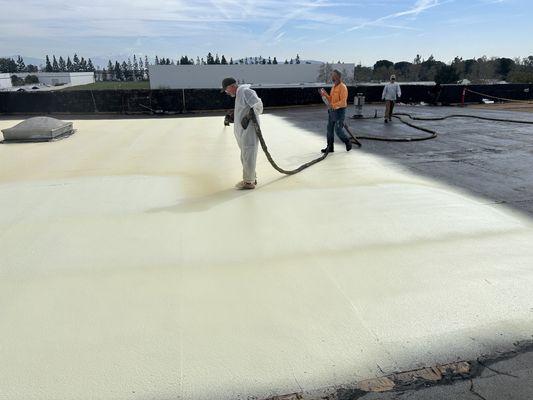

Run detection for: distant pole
[[461, 87, 466, 107]]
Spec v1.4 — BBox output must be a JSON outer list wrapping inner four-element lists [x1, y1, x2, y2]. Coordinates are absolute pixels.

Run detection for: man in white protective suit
[[382, 74, 402, 123], [222, 77, 264, 190]]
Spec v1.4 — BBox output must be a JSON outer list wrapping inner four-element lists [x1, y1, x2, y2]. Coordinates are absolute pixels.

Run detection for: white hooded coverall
[[233, 84, 264, 182], [382, 82, 401, 101]]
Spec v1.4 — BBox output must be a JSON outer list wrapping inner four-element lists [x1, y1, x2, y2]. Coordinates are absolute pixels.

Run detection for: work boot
[[321, 146, 334, 154], [384, 118, 388, 123], [345, 140, 352, 152], [235, 180, 256, 190]]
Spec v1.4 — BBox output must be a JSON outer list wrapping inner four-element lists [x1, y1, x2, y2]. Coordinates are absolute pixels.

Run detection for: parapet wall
[[0, 84, 531, 114]]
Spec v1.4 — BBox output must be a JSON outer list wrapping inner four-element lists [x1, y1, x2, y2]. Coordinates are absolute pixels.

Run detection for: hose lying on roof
[[350, 114, 438, 143], [347, 111, 533, 143], [394, 112, 533, 125], [248, 109, 330, 175], [247, 110, 440, 175]]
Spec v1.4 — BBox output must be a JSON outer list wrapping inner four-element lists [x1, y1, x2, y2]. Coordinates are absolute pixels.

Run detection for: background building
[[0, 73, 12, 89], [0, 72, 94, 90], [149, 63, 355, 89]]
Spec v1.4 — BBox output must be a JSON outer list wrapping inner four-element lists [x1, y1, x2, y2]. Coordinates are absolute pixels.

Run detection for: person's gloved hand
[[241, 114, 250, 130], [241, 109, 255, 129], [224, 110, 234, 126]]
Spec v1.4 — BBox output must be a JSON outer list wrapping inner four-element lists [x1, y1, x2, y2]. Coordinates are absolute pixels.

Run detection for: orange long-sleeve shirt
[[325, 82, 348, 109]]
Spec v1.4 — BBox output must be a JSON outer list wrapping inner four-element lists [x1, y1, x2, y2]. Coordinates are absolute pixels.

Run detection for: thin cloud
[[315, 0, 446, 43], [347, 0, 442, 32], [0, 0, 528, 64]]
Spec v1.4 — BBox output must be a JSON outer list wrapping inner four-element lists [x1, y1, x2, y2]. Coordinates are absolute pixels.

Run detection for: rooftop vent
[[1, 117, 74, 143]]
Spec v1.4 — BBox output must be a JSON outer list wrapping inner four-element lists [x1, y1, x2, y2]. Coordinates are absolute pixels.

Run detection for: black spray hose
[[245, 109, 533, 176], [249, 110, 329, 175], [347, 111, 533, 143], [347, 113, 438, 142], [394, 112, 533, 125]]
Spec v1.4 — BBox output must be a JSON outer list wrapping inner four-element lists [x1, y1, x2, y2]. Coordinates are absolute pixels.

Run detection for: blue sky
[[1, 0, 530, 67]]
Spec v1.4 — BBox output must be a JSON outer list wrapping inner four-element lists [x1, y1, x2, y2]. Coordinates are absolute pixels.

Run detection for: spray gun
[[319, 88, 332, 109]]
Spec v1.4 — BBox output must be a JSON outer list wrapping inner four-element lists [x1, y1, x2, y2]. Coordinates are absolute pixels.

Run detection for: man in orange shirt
[[319, 69, 352, 153]]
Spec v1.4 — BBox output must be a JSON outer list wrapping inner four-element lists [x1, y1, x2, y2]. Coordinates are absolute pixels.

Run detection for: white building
[[0, 72, 95, 90], [21, 72, 95, 86], [149, 64, 355, 89], [0, 73, 12, 89]]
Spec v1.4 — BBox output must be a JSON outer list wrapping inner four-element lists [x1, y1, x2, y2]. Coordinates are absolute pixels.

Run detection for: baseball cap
[[221, 77, 237, 92]]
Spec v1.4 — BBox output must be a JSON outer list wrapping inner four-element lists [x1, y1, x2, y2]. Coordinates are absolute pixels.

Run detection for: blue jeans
[[327, 108, 348, 148]]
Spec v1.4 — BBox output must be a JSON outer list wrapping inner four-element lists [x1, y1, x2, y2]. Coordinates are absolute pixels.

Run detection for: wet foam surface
[[1, 113, 533, 400]]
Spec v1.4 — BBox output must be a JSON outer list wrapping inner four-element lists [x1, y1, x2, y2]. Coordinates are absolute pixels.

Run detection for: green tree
[[11, 75, 25, 86], [450, 56, 465, 78], [373, 59, 394, 70], [138, 58, 144, 79], [0, 58, 18, 73], [354, 64, 373, 82], [107, 60, 114, 79], [295, 54, 300, 64], [496, 57, 515, 80], [127, 58, 133, 79], [66, 57, 73, 72], [206, 52, 215, 64], [470, 56, 497, 82], [52, 55, 59, 72], [214, 54, 220, 64], [508, 70, 533, 83], [133, 55, 139, 79], [393, 61, 412, 79], [16, 56, 26, 72], [80, 57, 87, 72], [24, 75, 39, 84], [434, 64, 460, 84], [273, 57, 278, 65], [87, 58, 95, 72], [419, 55, 444, 81], [373, 60, 395, 81], [114, 61, 123, 80], [59, 56, 66, 72], [221, 55, 227, 65], [26, 64, 38, 73], [44, 55, 53, 72], [121, 61, 129, 80], [73, 54, 80, 71], [464, 59, 476, 76]]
